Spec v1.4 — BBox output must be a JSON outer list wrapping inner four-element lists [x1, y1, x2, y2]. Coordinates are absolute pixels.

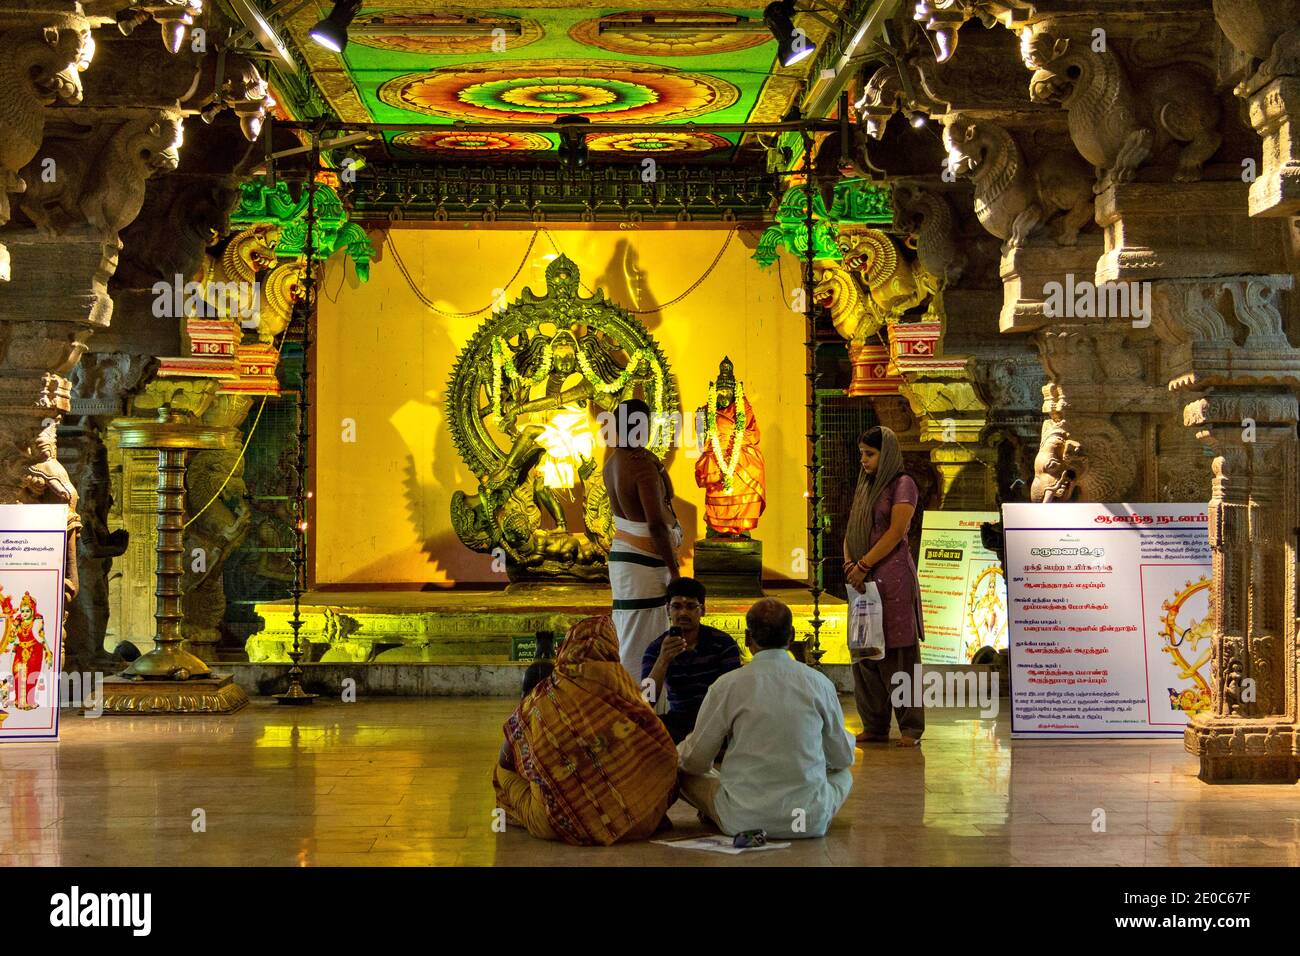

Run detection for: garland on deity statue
[[577, 346, 668, 451], [574, 344, 664, 409], [490, 336, 554, 419], [704, 380, 746, 494], [488, 333, 668, 450]]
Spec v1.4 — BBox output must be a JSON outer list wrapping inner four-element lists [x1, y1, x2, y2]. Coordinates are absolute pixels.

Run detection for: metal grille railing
[[816, 388, 877, 601]]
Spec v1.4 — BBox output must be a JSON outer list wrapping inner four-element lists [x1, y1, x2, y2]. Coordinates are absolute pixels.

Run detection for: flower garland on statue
[[489, 334, 668, 452], [575, 346, 668, 451], [705, 380, 746, 494], [490, 336, 553, 419]]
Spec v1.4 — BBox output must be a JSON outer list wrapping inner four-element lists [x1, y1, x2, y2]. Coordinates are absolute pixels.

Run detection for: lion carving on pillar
[[1031, 417, 1083, 502], [1021, 28, 1222, 191], [943, 113, 1094, 247]]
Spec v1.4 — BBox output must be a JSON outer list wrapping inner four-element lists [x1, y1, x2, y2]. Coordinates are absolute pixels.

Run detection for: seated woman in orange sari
[[493, 615, 678, 845]]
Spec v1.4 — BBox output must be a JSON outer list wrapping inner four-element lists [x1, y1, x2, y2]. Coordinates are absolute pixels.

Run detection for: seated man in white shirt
[[676, 597, 856, 839]]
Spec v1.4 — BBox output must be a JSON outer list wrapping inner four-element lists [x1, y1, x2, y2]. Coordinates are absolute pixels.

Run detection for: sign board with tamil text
[[1002, 503, 1212, 739]]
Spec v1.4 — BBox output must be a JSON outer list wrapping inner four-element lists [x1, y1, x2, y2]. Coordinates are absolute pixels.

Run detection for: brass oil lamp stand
[[101, 405, 249, 714]]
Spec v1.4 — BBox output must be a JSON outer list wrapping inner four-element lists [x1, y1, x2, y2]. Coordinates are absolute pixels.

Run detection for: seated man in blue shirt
[[641, 577, 741, 743]]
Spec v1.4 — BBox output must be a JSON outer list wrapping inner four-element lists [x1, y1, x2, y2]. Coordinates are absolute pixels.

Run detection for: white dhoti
[[609, 515, 681, 679]]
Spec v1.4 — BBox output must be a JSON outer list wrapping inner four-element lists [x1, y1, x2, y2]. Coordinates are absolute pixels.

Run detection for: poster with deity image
[[0, 504, 67, 743], [914, 511, 1008, 665], [1002, 502, 1212, 739]]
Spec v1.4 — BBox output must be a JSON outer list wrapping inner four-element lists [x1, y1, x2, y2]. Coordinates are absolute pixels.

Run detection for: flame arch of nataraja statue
[[445, 254, 678, 583]]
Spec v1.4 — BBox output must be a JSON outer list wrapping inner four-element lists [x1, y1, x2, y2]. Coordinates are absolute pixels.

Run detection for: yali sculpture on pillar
[[694, 356, 765, 537], [447, 255, 677, 582]]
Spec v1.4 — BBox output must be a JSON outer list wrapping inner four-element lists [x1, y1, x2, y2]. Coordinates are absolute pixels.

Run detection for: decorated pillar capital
[[1214, 0, 1300, 217], [0, 2, 96, 280]]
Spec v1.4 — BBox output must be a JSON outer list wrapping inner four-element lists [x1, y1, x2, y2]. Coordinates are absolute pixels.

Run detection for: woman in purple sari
[[842, 426, 926, 747]]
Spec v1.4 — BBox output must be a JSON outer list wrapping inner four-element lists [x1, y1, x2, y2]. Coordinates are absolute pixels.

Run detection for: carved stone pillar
[[1213, 0, 1300, 217], [1034, 323, 1193, 502], [1093, 179, 1294, 507], [61, 351, 153, 670], [1, 91, 184, 631], [0, 2, 95, 282], [1158, 276, 1300, 781], [1096, 182, 1290, 285]]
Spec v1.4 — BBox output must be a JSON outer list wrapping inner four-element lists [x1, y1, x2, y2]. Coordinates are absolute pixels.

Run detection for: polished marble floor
[[2, 697, 1295, 867]]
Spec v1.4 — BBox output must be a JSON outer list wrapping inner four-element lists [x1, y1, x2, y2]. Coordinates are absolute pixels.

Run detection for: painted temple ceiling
[[277, 2, 833, 163]]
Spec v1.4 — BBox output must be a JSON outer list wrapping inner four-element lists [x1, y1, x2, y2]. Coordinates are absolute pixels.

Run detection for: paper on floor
[[652, 836, 792, 855]]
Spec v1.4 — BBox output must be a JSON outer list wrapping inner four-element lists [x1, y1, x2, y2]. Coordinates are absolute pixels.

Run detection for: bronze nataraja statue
[[446, 255, 678, 583]]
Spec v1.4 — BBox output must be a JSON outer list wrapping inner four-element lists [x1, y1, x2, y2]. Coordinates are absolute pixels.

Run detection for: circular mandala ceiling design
[[378, 60, 738, 123], [588, 131, 731, 155], [391, 130, 553, 156], [570, 13, 771, 56], [348, 13, 543, 55]]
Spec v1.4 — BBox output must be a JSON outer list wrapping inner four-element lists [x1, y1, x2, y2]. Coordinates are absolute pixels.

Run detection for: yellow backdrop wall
[[313, 225, 808, 587]]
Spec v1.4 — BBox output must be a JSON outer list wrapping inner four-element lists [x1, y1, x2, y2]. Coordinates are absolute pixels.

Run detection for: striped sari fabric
[[497, 615, 678, 845]]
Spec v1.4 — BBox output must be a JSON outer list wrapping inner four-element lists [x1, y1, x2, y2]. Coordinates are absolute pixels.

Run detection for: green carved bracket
[[231, 178, 374, 281], [752, 178, 892, 267]]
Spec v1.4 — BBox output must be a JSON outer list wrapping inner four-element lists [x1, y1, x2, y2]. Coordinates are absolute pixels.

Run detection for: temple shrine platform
[[235, 586, 999, 698], [237, 585, 857, 696]]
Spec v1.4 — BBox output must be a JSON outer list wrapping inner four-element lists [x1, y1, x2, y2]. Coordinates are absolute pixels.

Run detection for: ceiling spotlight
[[310, 0, 361, 53], [765, 0, 816, 68], [909, 111, 928, 128], [555, 114, 591, 168]]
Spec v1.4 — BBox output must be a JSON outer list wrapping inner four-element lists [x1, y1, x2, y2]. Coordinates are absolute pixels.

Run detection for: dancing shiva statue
[[446, 255, 678, 583]]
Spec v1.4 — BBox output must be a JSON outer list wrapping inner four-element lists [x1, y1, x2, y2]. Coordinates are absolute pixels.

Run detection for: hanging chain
[[388, 230, 541, 317]]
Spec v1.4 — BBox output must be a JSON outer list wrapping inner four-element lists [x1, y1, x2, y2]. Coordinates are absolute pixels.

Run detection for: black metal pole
[[276, 130, 320, 705], [801, 130, 824, 663]]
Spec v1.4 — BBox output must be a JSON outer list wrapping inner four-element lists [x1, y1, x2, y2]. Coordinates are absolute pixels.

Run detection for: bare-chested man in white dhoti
[[603, 398, 682, 678]]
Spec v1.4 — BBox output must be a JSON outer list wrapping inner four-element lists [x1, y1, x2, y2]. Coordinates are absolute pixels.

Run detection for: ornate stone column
[[0, 2, 95, 282], [1213, 0, 1300, 217], [61, 351, 153, 670], [0, 3, 188, 639], [1157, 276, 1300, 781], [1033, 323, 1191, 502]]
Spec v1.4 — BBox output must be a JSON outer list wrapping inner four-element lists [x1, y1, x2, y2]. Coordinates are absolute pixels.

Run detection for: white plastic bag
[[846, 581, 886, 660]]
